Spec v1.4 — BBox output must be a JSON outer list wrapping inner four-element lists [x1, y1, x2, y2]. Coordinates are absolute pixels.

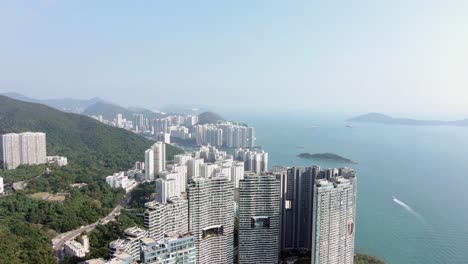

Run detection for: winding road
[[52, 182, 139, 263]]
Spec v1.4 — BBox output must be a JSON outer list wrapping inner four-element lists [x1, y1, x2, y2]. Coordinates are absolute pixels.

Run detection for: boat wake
[[392, 196, 426, 224]]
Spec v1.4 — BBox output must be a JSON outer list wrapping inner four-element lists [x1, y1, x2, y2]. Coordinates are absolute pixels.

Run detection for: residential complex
[[235, 148, 269, 174], [110, 227, 147, 260], [187, 176, 235, 264], [145, 149, 155, 181], [105, 171, 135, 189], [1, 132, 47, 170], [140, 233, 196, 264], [279, 166, 320, 250], [238, 172, 281, 264], [97, 139, 357, 264], [151, 142, 166, 176], [192, 122, 256, 148], [312, 168, 357, 264], [144, 198, 189, 242]]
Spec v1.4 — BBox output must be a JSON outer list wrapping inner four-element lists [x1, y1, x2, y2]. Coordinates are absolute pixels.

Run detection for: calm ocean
[[223, 111, 468, 264]]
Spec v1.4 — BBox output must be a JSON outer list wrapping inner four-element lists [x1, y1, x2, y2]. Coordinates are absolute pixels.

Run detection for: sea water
[[223, 111, 468, 264]]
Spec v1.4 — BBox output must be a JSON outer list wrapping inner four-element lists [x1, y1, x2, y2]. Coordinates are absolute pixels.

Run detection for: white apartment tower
[[247, 127, 256, 148], [117, 113, 123, 128], [145, 149, 155, 181], [312, 170, 357, 264], [1, 132, 47, 170], [187, 158, 204, 180], [144, 198, 189, 242], [187, 176, 235, 264], [152, 141, 166, 175], [231, 161, 245, 188], [238, 172, 281, 264], [1, 133, 20, 170]]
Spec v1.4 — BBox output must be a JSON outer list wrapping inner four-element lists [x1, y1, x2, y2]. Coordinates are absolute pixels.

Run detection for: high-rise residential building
[[187, 176, 235, 263], [152, 142, 166, 175], [174, 154, 192, 167], [1, 133, 20, 170], [247, 127, 256, 148], [0, 177, 3, 194], [145, 149, 155, 181], [110, 227, 147, 261], [200, 163, 218, 178], [172, 164, 188, 188], [144, 198, 189, 242], [140, 233, 196, 264], [134, 113, 145, 131], [231, 161, 245, 189], [117, 113, 123, 128], [235, 148, 268, 174], [19, 132, 47, 165], [1, 132, 47, 170], [238, 172, 281, 264], [279, 166, 321, 250], [187, 158, 204, 180], [158, 171, 185, 198], [312, 169, 357, 264], [155, 178, 177, 204]]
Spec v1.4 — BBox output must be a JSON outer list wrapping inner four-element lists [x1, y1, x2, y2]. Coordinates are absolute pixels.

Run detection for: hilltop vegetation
[[354, 254, 385, 264], [197, 111, 225, 125], [0, 96, 182, 264]]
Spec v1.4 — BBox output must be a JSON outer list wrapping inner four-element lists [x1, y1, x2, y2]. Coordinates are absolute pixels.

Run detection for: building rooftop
[[65, 240, 85, 251], [124, 226, 147, 238], [140, 237, 156, 245], [109, 239, 132, 250], [83, 259, 106, 264]]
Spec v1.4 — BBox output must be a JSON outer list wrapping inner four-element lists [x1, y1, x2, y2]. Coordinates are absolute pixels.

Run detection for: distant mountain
[[197, 111, 225, 125], [83, 101, 163, 121], [348, 113, 468, 127], [0, 96, 183, 168], [83, 101, 135, 120], [1, 92, 103, 113]]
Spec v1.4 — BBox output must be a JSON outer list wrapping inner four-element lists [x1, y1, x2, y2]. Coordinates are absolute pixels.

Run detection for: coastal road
[[52, 182, 139, 263]]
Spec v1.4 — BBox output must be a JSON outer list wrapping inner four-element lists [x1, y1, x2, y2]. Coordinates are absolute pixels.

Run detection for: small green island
[[298, 152, 357, 164]]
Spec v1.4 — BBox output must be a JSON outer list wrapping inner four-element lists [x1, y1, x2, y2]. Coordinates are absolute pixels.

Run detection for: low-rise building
[[110, 227, 147, 261], [47, 156, 68, 167], [64, 235, 89, 258], [106, 172, 134, 189], [140, 233, 196, 264]]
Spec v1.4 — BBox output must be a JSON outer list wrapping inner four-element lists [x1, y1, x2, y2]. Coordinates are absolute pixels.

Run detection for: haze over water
[[225, 111, 468, 264]]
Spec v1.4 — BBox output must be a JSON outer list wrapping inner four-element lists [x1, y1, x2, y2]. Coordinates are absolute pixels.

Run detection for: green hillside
[[354, 254, 385, 264], [0, 96, 183, 264], [197, 111, 225, 125]]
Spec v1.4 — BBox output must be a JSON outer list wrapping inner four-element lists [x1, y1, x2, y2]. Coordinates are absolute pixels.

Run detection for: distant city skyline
[[1, 1, 468, 114]]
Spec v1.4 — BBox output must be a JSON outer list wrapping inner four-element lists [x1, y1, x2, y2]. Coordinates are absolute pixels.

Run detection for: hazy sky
[[1, 1, 467, 114]]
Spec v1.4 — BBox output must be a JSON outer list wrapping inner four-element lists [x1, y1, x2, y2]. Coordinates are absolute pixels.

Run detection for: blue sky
[[1, 1, 467, 114]]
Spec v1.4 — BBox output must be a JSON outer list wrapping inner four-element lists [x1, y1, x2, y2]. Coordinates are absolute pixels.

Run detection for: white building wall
[[145, 149, 155, 181]]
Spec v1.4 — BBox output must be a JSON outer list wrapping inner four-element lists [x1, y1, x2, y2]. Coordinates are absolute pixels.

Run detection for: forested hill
[[0, 96, 183, 264], [0, 95, 181, 170]]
